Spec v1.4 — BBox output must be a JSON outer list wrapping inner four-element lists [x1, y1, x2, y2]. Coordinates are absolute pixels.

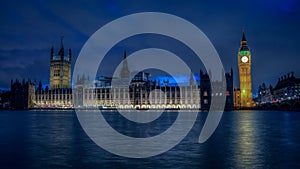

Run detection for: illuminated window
[[204, 99, 208, 104]]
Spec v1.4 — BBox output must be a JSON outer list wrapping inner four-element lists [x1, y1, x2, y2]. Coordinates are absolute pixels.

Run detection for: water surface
[[0, 110, 300, 168]]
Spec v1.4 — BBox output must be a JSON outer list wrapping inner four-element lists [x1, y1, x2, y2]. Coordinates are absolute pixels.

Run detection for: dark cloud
[[0, 0, 300, 95]]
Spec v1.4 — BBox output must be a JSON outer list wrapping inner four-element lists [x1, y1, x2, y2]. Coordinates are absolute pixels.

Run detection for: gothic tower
[[50, 37, 72, 90], [238, 32, 253, 107], [120, 50, 130, 79]]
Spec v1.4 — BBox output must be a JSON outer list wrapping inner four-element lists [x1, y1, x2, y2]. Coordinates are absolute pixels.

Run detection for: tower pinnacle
[[242, 31, 247, 41], [58, 36, 65, 57], [123, 49, 127, 59], [240, 31, 249, 51], [120, 50, 130, 79]]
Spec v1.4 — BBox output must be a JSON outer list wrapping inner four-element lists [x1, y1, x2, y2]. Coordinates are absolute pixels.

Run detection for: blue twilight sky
[[1, 0, 300, 94]]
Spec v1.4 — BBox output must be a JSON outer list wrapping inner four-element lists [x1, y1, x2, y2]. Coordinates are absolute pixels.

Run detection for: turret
[[58, 46, 64, 60], [68, 48, 72, 62], [38, 80, 42, 92], [123, 49, 127, 60], [58, 36, 64, 60], [50, 46, 54, 61], [200, 69, 203, 77]]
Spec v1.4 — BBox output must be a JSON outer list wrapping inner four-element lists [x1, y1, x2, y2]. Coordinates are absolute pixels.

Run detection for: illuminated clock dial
[[241, 56, 248, 63]]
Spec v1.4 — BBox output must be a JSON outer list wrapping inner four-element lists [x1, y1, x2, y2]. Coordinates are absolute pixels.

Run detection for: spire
[[123, 49, 127, 59], [240, 31, 249, 51], [120, 49, 130, 79], [242, 31, 247, 41], [58, 36, 64, 57]]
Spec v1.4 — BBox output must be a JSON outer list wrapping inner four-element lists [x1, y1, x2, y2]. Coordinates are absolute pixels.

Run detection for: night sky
[[1, 0, 300, 96]]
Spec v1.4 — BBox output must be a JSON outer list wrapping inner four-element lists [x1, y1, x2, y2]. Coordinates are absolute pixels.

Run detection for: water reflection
[[233, 111, 264, 168]]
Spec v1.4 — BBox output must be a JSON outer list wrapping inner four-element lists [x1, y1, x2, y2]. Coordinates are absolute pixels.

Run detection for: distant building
[[9, 40, 242, 111], [73, 77, 200, 109], [273, 72, 300, 101], [10, 79, 35, 110], [50, 37, 72, 90], [73, 52, 201, 109], [225, 69, 234, 110], [32, 48, 200, 109], [34, 87, 73, 108], [200, 69, 234, 111], [0, 90, 10, 109], [257, 82, 274, 104], [200, 70, 210, 111], [34, 39, 73, 108]]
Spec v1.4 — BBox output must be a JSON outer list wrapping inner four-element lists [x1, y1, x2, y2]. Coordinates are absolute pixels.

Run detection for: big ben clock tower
[[238, 32, 253, 108]]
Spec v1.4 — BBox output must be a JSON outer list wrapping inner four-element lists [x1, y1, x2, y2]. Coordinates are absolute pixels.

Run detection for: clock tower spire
[[238, 31, 253, 108]]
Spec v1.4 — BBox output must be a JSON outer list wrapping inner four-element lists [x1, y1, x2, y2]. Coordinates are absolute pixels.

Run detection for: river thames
[[0, 110, 300, 169]]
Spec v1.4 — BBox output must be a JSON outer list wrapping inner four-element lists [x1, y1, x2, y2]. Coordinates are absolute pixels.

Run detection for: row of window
[[202, 91, 231, 96], [36, 94, 72, 100]]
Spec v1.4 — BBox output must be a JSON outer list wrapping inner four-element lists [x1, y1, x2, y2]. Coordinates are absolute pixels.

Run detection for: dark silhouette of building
[[0, 90, 10, 109], [10, 79, 35, 110], [200, 70, 211, 111], [200, 69, 234, 111], [257, 82, 274, 104]]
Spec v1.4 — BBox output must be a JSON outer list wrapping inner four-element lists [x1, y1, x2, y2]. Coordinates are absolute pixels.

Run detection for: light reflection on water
[[0, 110, 300, 169], [233, 111, 264, 168]]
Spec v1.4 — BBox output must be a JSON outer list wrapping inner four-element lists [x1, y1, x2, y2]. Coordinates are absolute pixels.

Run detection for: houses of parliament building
[[10, 38, 237, 110]]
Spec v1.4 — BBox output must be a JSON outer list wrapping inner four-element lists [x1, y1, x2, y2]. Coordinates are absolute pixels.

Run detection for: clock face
[[241, 56, 248, 63]]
